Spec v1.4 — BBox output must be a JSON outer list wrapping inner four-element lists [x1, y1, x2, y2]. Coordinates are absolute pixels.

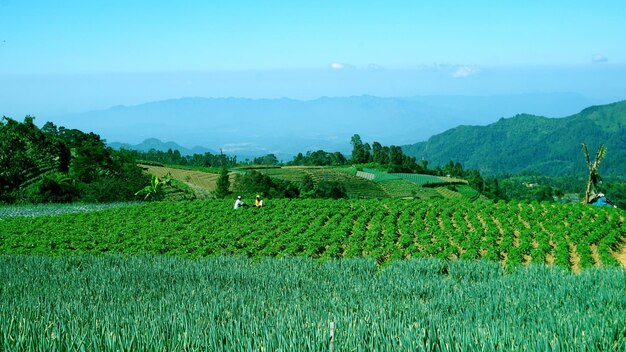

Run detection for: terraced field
[[139, 164, 236, 198], [256, 166, 389, 198]]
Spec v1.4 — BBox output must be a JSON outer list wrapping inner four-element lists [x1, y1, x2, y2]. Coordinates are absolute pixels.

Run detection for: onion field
[[1, 255, 625, 351]]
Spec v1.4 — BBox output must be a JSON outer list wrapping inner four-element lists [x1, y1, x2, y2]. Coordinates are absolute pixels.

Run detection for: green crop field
[[256, 167, 389, 198], [2, 198, 626, 350], [1, 255, 625, 351], [2, 198, 624, 271]]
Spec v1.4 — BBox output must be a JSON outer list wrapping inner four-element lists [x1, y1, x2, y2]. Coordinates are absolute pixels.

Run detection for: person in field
[[233, 195, 246, 209], [254, 194, 264, 208]]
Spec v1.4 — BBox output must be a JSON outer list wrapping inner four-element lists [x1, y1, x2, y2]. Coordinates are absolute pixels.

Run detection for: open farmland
[[1, 198, 626, 350], [1, 198, 624, 271], [1, 255, 625, 351]]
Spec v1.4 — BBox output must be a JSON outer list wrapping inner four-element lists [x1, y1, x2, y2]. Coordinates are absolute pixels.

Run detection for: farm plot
[[1, 255, 625, 351], [257, 167, 389, 198], [1, 198, 624, 271], [140, 164, 235, 197]]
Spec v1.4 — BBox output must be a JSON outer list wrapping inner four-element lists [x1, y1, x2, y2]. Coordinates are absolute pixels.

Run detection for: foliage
[[1, 255, 625, 350], [309, 180, 347, 199], [351, 134, 427, 173], [134, 174, 172, 201], [1, 198, 624, 272], [403, 100, 626, 176], [232, 170, 300, 199], [287, 150, 347, 166], [251, 153, 279, 165], [214, 168, 231, 198], [126, 148, 237, 168], [0, 117, 150, 204], [350, 134, 370, 164]]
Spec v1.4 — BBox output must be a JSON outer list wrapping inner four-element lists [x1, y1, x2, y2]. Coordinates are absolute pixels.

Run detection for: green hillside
[[402, 100, 626, 176]]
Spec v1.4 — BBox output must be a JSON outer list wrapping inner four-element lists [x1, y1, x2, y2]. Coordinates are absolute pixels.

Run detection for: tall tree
[[215, 168, 231, 198], [350, 134, 365, 163], [372, 141, 383, 163]]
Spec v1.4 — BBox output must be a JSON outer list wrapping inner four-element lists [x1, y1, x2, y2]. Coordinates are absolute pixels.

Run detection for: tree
[[582, 143, 607, 203], [389, 146, 404, 167], [312, 180, 347, 199], [351, 134, 368, 164], [372, 141, 383, 163], [215, 168, 231, 198], [252, 154, 279, 166]]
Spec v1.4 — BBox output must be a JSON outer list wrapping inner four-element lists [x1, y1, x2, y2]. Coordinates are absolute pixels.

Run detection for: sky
[[1, 0, 626, 118]]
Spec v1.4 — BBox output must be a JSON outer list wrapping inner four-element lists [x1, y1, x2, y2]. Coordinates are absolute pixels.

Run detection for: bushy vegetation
[[0, 117, 149, 204], [128, 148, 237, 168]]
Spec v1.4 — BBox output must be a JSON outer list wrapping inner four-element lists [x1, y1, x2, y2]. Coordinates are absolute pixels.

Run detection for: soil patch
[[613, 242, 626, 268]]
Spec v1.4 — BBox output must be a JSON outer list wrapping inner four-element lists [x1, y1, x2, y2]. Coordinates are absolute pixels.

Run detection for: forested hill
[[402, 100, 626, 176]]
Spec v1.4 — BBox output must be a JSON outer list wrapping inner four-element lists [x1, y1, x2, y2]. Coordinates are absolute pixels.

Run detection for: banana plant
[[135, 174, 172, 201]]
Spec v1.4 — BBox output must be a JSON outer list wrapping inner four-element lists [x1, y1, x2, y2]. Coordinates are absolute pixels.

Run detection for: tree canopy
[[0, 117, 149, 204]]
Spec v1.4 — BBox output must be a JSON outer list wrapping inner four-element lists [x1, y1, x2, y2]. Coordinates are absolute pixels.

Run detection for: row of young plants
[[0, 202, 141, 219], [1, 254, 625, 351], [1, 198, 624, 271]]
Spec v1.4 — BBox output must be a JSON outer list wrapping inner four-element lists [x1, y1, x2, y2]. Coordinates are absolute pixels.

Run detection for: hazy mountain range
[[402, 100, 626, 176], [50, 93, 597, 159]]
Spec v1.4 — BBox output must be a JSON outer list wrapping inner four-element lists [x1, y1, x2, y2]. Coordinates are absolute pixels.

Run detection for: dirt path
[[590, 244, 601, 267], [569, 244, 581, 273]]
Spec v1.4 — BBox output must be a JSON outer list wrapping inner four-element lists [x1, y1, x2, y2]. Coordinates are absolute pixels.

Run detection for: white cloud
[[330, 63, 345, 70], [592, 54, 608, 63], [367, 63, 385, 70], [452, 66, 480, 78]]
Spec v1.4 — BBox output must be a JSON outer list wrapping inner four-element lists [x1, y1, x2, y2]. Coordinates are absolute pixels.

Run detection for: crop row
[[0, 202, 141, 219], [1, 198, 624, 271]]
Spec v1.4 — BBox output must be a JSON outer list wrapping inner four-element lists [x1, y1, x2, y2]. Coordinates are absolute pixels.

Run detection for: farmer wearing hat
[[254, 194, 264, 208], [233, 195, 246, 209]]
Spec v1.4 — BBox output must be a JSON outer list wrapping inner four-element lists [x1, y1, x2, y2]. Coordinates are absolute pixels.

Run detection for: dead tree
[[582, 143, 606, 204]]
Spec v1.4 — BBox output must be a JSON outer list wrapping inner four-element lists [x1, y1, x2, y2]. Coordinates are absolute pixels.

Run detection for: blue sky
[[1, 0, 626, 117]]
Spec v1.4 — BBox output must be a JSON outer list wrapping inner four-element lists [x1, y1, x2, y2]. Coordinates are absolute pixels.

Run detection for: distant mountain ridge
[[402, 100, 626, 176], [108, 138, 216, 156], [52, 93, 595, 157]]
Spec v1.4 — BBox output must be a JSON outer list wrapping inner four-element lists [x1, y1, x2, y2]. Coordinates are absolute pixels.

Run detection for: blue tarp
[[592, 197, 612, 207]]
